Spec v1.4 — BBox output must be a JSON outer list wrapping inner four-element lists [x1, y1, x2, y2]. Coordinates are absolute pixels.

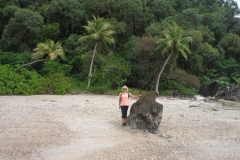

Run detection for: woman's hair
[[122, 85, 128, 92]]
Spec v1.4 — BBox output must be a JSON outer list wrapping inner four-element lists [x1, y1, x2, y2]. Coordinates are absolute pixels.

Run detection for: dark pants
[[121, 106, 129, 118]]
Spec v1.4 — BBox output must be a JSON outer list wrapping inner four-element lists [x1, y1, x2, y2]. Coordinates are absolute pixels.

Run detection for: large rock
[[214, 85, 240, 102], [127, 92, 163, 134], [198, 81, 220, 97]]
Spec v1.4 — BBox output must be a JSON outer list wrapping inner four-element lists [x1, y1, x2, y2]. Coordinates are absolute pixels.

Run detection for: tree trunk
[[15, 59, 47, 72], [87, 41, 98, 89], [143, 75, 154, 90], [17, 29, 29, 52], [155, 52, 172, 95], [132, 15, 137, 36]]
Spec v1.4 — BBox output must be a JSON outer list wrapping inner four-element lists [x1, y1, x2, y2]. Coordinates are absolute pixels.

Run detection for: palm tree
[[155, 23, 192, 95], [15, 39, 65, 72], [78, 15, 115, 89]]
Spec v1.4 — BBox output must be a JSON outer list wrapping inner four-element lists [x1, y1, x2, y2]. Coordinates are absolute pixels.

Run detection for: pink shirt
[[119, 92, 129, 106]]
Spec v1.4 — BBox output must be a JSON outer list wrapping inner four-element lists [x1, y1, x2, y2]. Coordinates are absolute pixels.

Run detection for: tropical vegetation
[[0, 0, 240, 95]]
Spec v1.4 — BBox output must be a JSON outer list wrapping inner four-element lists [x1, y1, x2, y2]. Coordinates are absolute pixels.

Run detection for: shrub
[[0, 65, 46, 95], [45, 73, 71, 94], [215, 77, 231, 90], [0, 65, 24, 94], [159, 80, 198, 95], [18, 69, 46, 95], [40, 60, 72, 76], [199, 75, 211, 86], [69, 78, 88, 93], [166, 69, 201, 89]]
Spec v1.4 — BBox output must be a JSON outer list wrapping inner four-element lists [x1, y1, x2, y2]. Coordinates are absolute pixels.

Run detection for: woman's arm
[[129, 94, 141, 98]]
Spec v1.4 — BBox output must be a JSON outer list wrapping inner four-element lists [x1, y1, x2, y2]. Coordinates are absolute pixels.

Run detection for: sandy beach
[[0, 94, 239, 160]]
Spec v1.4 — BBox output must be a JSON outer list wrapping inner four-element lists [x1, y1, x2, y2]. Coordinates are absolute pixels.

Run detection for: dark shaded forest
[[0, 0, 240, 95]]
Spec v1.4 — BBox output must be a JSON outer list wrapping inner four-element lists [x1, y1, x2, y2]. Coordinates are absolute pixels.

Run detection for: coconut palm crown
[[78, 15, 116, 50], [32, 39, 65, 60]]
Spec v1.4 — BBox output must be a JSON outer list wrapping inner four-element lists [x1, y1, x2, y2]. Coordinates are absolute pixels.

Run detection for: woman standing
[[119, 85, 141, 126]]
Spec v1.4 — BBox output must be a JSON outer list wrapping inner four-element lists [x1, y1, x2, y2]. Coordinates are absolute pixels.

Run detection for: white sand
[[0, 94, 239, 160]]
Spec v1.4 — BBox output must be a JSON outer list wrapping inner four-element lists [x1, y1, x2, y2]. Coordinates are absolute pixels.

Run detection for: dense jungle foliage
[[0, 0, 240, 95]]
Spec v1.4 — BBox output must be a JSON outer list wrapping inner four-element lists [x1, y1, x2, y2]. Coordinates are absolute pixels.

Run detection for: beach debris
[[71, 92, 79, 95], [189, 102, 216, 109], [179, 114, 185, 117], [167, 97, 176, 100], [193, 95, 205, 102], [159, 133, 172, 139]]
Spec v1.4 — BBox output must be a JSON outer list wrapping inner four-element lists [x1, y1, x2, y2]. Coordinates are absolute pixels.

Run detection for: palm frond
[[179, 49, 188, 60], [49, 52, 57, 60], [162, 46, 171, 54], [103, 30, 116, 37], [103, 36, 115, 45], [102, 40, 109, 51], [55, 41, 62, 47], [155, 43, 166, 51]]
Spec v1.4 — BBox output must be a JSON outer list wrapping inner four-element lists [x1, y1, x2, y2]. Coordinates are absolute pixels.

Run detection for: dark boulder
[[198, 81, 220, 97], [198, 85, 208, 97], [127, 92, 163, 134]]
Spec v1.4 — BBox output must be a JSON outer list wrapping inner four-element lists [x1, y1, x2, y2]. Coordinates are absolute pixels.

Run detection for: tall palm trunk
[[87, 41, 98, 89], [155, 52, 173, 95]]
